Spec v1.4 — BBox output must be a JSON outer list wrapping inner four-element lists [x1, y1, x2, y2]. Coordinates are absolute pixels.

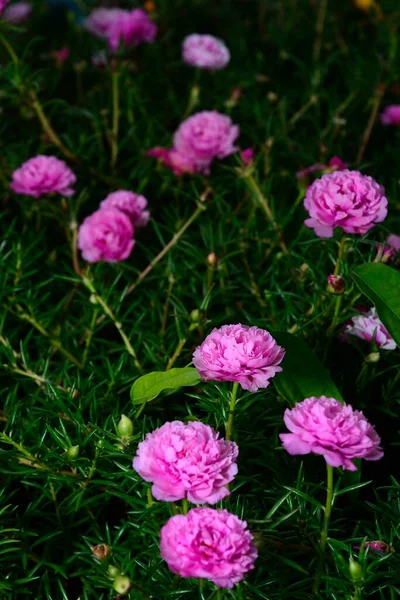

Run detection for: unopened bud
[[107, 565, 120, 579], [91, 543, 111, 561], [190, 309, 201, 323], [67, 445, 80, 459], [327, 274, 345, 294], [349, 558, 363, 582], [117, 415, 134, 438], [113, 575, 131, 594], [207, 252, 218, 266], [365, 352, 380, 364], [267, 91, 278, 103]]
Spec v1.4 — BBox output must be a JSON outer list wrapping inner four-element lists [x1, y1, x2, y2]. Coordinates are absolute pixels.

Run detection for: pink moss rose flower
[[182, 34, 230, 70], [280, 396, 383, 471], [193, 324, 285, 392], [85, 8, 157, 52], [160, 508, 258, 588], [146, 146, 198, 176], [380, 105, 400, 126], [100, 190, 150, 228], [304, 169, 387, 238], [345, 307, 396, 350], [2, 1, 31, 23], [78, 208, 135, 263], [173, 111, 240, 174], [10, 155, 76, 198], [132, 421, 238, 503]]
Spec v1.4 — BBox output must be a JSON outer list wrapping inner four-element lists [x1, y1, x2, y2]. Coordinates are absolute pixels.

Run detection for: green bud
[[365, 352, 380, 364], [349, 558, 363, 582], [112, 575, 131, 594], [67, 445, 80, 459], [117, 415, 134, 438], [107, 565, 120, 579], [189, 309, 201, 323]]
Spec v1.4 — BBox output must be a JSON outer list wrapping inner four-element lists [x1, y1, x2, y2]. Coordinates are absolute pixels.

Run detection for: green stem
[[147, 488, 154, 508], [313, 464, 334, 595], [111, 69, 120, 170], [70, 220, 81, 276], [225, 382, 239, 441], [326, 236, 347, 338], [0, 32, 19, 64], [216, 589, 223, 600], [82, 306, 99, 368], [182, 498, 189, 515], [166, 337, 187, 370]]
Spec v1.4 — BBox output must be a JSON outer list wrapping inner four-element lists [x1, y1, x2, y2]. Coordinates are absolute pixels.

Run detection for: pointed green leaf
[[130, 367, 201, 405], [351, 263, 400, 346]]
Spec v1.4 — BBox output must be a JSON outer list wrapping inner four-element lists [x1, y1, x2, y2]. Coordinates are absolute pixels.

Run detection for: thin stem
[[225, 382, 239, 441], [82, 277, 142, 371], [313, 464, 334, 595], [182, 498, 189, 515], [111, 69, 120, 170], [82, 306, 99, 368], [216, 589, 223, 600], [326, 236, 347, 338], [0, 32, 19, 64], [313, 0, 329, 63], [166, 337, 187, 370], [288, 95, 318, 128], [356, 83, 385, 164], [124, 202, 207, 297], [147, 487, 154, 508], [70, 220, 81, 276], [242, 173, 288, 254]]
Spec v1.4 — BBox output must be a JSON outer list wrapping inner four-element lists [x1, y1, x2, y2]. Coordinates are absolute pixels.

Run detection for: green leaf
[[130, 367, 202, 405], [352, 263, 400, 346], [272, 331, 343, 406]]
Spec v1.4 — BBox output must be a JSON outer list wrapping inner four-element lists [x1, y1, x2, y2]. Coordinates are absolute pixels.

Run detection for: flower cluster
[[10, 155, 76, 198], [85, 7, 157, 51], [182, 34, 230, 70], [148, 111, 239, 175], [344, 307, 396, 350], [78, 190, 150, 263]]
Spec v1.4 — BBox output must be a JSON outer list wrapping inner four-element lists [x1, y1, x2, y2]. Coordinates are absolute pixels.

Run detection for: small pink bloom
[[280, 396, 383, 471], [78, 208, 135, 263], [173, 111, 240, 174], [387, 234, 400, 252], [354, 540, 390, 553], [240, 148, 254, 166], [53, 46, 70, 67], [10, 155, 76, 198], [345, 307, 396, 350], [132, 420, 238, 503], [375, 235, 400, 263], [146, 146, 198, 176], [327, 274, 345, 293], [160, 508, 258, 588], [2, 1, 31, 23], [85, 8, 157, 52], [100, 190, 150, 228], [182, 34, 230, 70], [327, 156, 347, 170], [304, 170, 387, 238], [0, 0, 9, 15], [193, 324, 285, 392], [380, 105, 400, 126]]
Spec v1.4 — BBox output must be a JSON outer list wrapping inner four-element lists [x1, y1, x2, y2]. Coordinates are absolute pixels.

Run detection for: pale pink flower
[[160, 508, 258, 588], [10, 155, 76, 198], [2, 1, 31, 23], [146, 146, 198, 176], [240, 148, 254, 166], [132, 421, 238, 503], [85, 8, 157, 52], [182, 34, 230, 70], [193, 324, 285, 392], [85, 8, 124, 39], [100, 190, 150, 228], [345, 307, 396, 350], [78, 208, 135, 263], [173, 111, 239, 174], [304, 170, 387, 238], [380, 105, 400, 126], [280, 396, 383, 471]]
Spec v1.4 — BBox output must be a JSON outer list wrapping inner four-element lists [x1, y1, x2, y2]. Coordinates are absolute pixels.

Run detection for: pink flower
[[0, 0, 9, 15], [52, 46, 70, 67], [280, 396, 383, 471], [182, 34, 230, 70], [78, 208, 135, 263], [2, 1, 31, 23], [375, 234, 400, 263], [387, 234, 400, 252], [160, 508, 258, 588], [304, 170, 387, 238], [345, 307, 396, 350], [193, 324, 285, 392], [146, 146, 198, 176], [354, 540, 390, 553], [10, 155, 76, 198], [132, 421, 238, 503], [100, 190, 150, 228], [85, 8, 124, 39], [380, 105, 400, 126], [327, 274, 345, 293], [173, 111, 240, 174], [240, 148, 254, 166], [85, 8, 157, 52]]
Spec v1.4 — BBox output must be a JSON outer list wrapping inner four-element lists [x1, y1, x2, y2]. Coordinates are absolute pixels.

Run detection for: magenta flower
[[10, 155, 76, 198], [280, 396, 383, 471], [173, 111, 239, 174], [380, 105, 400, 126], [240, 148, 254, 166], [160, 508, 258, 588], [182, 34, 230, 70], [345, 307, 396, 350], [78, 208, 135, 263], [2, 1, 31, 23], [53, 46, 70, 67], [146, 146, 198, 176], [0, 0, 9, 15], [85, 8, 157, 52], [132, 421, 238, 503], [100, 190, 150, 229], [193, 324, 285, 392], [304, 170, 387, 238]]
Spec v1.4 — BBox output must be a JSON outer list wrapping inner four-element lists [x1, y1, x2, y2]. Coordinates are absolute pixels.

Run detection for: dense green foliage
[[1, 0, 400, 598]]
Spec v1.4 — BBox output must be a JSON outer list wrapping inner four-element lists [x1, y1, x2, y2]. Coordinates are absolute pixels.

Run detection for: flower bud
[[67, 445, 80, 459], [91, 543, 111, 561], [117, 415, 134, 438], [113, 575, 131, 594], [240, 148, 254, 166], [207, 252, 218, 266], [349, 558, 363, 582], [107, 564, 120, 579], [365, 351, 380, 364], [327, 274, 345, 294], [190, 309, 201, 323]]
